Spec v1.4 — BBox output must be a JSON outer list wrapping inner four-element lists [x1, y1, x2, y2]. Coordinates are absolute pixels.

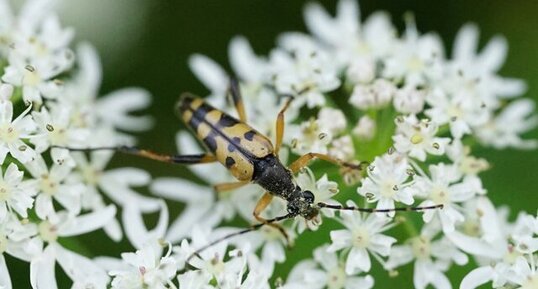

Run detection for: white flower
[[392, 115, 450, 161], [29, 207, 116, 289], [0, 163, 36, 220], [25, 154, 83, 219], [507, 256, 538, 289], [178, 227, 236, 283], [449, 24, 526, 107], [0, 100, 36, 163], [329, 135, 355, 161], [269, 33, 340, 108], [446, 139, 489, 177], [392, 85, 426, 114], [425, 88, 490, 139], [452, 198, 530, 289], [228, 36, 268, 85], [357, 153, 415, 217], [386, 224, 468, 289], [110, 241, 177, 289], [30, 104, 89, 153], [414, 163, 481, 233], [328, 202, 396, 274], [304, 0, 397, 71], [353, 115, 376, 140], [382, 19, 444, 87], [96, 88, 154, 132], [2, 51, 72, 104], [349, 79, 396, 110], [318, 107, 347, 133], [291, 118, 332, 155], [475, 99, 538, 149], [285, 245, 374, 289]]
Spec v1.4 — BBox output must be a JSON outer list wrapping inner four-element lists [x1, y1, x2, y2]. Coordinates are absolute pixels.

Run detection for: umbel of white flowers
[[0, 0, 536, 289]]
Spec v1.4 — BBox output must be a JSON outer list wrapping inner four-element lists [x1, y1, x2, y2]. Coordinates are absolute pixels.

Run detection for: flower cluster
[[1, 0, 536, 289], [0, 0, 154, 288]]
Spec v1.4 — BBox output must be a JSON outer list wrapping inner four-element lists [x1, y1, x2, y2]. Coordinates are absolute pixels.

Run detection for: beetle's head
[[286, 186, 319, 220]]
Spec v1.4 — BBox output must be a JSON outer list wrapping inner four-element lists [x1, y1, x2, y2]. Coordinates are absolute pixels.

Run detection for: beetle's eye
[[303, 190, 314, 203]]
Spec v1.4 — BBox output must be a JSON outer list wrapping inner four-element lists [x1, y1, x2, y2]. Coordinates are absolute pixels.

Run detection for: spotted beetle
[[57, 79, 443, 259]]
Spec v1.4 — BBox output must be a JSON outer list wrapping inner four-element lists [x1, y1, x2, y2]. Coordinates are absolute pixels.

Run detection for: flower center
[[38, 221, 58, 243], [462, 220, 481, 237], [39, 175, 58, 196], [0, 124, 20, 143], [411, 236, 431, 260], [82, 167, 101, 185], [380, 180, 397, 198], [0, 181, 11, 201], [327, 266, 346, 289], [49, 126, 68, 145], [352, 226, 371, 249], [503, 245, 521, 264], [410, 133, 424, 144], [23, 67, 42, 87], [206, 255, 225, 277], [520, 273, 538, 289], [0, 233, 7, 253], [407, 56, 425, 72], [430, 186, 450, 204]]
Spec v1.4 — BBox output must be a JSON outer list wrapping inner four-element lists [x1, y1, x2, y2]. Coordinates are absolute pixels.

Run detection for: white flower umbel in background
[[0, 0, 155, 288], [2, 0, 537, 288]]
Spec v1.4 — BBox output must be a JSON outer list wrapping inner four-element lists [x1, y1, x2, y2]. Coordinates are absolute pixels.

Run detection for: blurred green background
[[9, 0, 538, 288]]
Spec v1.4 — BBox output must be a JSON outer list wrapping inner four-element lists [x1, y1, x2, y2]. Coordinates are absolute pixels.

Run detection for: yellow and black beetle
[[57, 79, 442, 257]]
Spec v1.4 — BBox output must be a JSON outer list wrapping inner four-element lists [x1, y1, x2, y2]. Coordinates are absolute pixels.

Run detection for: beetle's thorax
[[252, 154, 296, 199]]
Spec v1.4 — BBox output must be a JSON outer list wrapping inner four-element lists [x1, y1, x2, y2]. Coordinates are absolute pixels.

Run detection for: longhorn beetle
[[56, 79, 443, 261]]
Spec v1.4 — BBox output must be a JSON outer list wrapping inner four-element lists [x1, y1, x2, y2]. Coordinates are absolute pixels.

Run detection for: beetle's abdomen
[[177, 94, 274, 181]]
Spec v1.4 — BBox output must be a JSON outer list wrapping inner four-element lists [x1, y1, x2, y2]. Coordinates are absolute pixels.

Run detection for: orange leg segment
[[253, 192, 290, 245]]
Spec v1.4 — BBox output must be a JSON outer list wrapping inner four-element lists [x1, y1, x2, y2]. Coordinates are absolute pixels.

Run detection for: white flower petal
[[460, 266, 494, 289], [0, 255, 12, 289], [59, 205, 116, 237], [189, 54, 228, 94], [123, 201, 169, 249], [30, 246, 58, 289]]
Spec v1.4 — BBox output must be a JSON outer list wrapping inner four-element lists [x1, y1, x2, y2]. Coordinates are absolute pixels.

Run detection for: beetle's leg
[[52, 145, 217, 165], [289, 152, 363, 174], [213, 180, 250, 193], [253, 192, 291, 245], [275, 97, 293, 156], [228, 78, 247, 123]]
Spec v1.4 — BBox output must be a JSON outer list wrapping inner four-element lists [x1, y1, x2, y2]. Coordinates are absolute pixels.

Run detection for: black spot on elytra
[[225, 156, 236, 168], [203, 135, 217, 152], [218, 114, 238, 127], [227, 137, 241, 152], [244, 130, 256, 141], [188, 117, 201, 131], [227, 143, 236, 152], [192, 103, 212, 121]]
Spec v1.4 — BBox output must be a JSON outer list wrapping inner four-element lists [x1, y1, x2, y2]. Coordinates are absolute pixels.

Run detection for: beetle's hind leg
[[213, 180, 249, 193], [289, 152, 365, 174], [253, 192, 292, 246], [228, 78, 247, 123], [274, 97, 293, 156]]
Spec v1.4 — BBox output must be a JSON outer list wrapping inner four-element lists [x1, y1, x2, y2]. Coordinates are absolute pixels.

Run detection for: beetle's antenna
[[317, 202, 444, 213], [51, 145, 123, 152], [186, 213, 293, 264]]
